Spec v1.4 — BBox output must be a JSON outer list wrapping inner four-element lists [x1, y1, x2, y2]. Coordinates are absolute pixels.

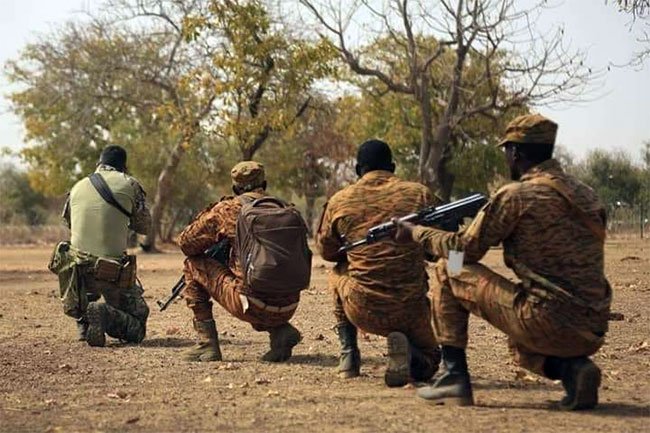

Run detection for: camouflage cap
[[231, 161, 265, 189], [497, 114, 558, 147]]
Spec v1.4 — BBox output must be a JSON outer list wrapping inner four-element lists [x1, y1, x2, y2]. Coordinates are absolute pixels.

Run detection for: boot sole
[[560, 363, 601, 411], [85, 304, 106, 348], [385, 332, 410, 387]]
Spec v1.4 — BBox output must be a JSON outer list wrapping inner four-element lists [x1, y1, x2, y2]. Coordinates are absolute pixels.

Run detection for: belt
[[244, 295, 299, 313]]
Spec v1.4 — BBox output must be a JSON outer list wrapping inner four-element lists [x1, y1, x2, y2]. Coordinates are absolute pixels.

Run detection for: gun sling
[[88, 172, 132, 218]]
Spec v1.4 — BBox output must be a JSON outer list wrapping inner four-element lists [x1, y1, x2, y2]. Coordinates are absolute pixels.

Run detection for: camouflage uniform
[[412, 116, 611, 376], [179, 161, 301, 362], [316, 170, 441, 381], [55, 164, 151, 344], [179, 195, 299, 329]]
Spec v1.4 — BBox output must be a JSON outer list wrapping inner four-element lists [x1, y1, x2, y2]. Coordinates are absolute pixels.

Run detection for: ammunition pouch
[[94, 255, 137, 289], [47, 242, 92, 319], [48, 242, 71, 274]]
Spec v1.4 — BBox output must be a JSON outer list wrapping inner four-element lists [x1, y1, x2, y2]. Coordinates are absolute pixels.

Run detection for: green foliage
[[335, 36, 525, 195], [576, 149, 645, 208], [186, 0, 338, 159], [0, 163, 48, 225]]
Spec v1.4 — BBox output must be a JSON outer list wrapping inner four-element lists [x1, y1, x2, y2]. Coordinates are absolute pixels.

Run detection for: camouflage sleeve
[[178, 199, 238, 257], [129, 180, 152, 235], [62, 193, 71, 228], [315, 201, 346, 263], [412, 184, 524, 263], [425, 188, 444, 208]]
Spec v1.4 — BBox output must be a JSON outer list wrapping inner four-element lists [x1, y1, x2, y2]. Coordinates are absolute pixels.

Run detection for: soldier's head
[[231, 161, 267, 195], [355, 139, 396, 177], [98, 145, 128, 173], [498, 114, 557, 180]]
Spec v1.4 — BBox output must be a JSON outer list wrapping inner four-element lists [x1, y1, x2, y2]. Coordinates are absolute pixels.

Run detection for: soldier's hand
[[391, 218, 416, 244]]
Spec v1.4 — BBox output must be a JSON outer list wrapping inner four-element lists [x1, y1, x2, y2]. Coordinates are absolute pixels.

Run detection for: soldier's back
[[69, 168, 137, 258], [328, 171, 435, 302], [503, 161, 609, 302]]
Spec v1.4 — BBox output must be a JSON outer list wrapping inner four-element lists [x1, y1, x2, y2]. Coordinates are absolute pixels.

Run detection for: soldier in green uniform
[[50, 145, 151, 347], [392, 114, 611, 410], [316, 140, 441, 387]]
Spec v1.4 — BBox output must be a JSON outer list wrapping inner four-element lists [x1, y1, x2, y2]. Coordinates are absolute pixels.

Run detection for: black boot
[[410, 345, 440, 382], [335, 321, 360, 378], [544, 356, 601, 411], [76, 318, 88, 341], [417, 345, 474, 406], [85, 302, 107, 347]]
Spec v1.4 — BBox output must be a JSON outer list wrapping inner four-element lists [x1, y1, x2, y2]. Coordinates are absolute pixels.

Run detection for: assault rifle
[[156, 239, 231, 312], [338, 193, 488, 254]]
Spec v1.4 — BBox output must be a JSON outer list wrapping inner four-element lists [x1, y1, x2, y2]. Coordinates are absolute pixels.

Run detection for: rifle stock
[[337, 193, 487, 254]]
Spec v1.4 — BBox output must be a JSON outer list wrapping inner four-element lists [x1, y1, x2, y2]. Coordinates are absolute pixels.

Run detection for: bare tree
[[89, 0, 220, 251], [298, 0, 595, 198], [615, 0, 650, 16], [612, 0, 650, 65]]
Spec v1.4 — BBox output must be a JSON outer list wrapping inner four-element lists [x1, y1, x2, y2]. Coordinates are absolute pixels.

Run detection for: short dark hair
[[508, 142, 554, 164], [99, 145, 127, 171], [356, 139, 393, 172]]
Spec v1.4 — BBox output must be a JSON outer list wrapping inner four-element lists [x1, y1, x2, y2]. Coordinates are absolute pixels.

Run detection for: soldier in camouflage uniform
[[316, 140, 441, 387], [178, 161, 301, 363], [393, 114, 611, 410], [54, 145, 151, 347]]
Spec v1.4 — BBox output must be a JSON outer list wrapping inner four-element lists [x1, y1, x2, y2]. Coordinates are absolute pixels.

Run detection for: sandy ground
[[0, 241, 648, 433]]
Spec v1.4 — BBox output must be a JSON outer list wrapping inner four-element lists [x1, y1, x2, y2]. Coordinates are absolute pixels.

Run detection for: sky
[[0, 0, 649, 165]]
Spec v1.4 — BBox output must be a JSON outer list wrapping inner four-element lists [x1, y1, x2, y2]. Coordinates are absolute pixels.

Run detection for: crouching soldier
[[316, 140, 441, 387], [393, 115, 611, 410], [178, 161, 311, 362], [49, 145, 151, 347]]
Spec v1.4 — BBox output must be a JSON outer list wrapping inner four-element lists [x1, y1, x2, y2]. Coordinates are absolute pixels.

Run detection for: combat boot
[[417, 345, 474, 406], [335, 321, 360, 378], [183, 319, 223, 362], [261, 323, 301, 362], [410, 345, 440, 382], [545, 356, 601, 410], [85, 302, 107, 347], [385, 332, 411, 387], [76, 318, 89, 341]]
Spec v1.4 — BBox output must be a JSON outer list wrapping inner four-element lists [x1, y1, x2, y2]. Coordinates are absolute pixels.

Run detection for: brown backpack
[[235, 195, 312, 297]]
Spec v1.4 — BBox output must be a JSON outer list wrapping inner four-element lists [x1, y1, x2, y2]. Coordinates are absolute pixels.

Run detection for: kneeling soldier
[[179, 161, 307, 362], [50, 145, 151, 347], [316, 140, 441, 387], [393, 115, 611, 410]]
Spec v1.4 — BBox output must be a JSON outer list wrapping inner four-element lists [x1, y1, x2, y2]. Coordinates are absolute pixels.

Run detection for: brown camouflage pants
[[431, 259, 606, 375], [183, 257, 297, 331], [330, 272, 439, 362]]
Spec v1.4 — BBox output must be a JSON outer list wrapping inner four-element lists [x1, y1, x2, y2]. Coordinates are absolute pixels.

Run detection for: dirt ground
[[0, 241, 648, 433]]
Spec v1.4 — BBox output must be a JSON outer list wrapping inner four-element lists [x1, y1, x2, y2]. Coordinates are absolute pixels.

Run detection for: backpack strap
[[250, 197, 287, 208], [236, 194, 285, 208], [527, 176, 606, 241], [88, 172, 132, 218]]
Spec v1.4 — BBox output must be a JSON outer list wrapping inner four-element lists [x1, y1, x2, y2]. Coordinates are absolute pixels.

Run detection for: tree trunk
[[141, 136, 188, 252], [304, 194, 316, 238], [162, 208, 182, 243], [419, 46, 467, 201]]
